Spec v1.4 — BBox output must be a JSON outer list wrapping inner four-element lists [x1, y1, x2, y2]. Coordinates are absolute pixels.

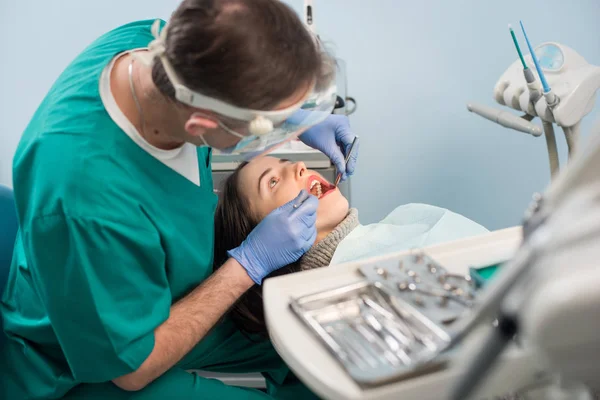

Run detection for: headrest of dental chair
[[0, 184, 18, 294]]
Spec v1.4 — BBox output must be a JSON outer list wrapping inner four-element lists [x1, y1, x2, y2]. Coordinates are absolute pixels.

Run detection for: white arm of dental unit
[[451, 123, 600, 400], [467, 103, 543, 136]]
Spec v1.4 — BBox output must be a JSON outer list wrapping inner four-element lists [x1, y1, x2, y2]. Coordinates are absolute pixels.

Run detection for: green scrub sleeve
[[25, 214, 171, 383]]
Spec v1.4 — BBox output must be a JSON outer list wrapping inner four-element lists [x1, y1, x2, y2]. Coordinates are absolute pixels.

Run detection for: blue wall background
[[1, 1, 599, 230]]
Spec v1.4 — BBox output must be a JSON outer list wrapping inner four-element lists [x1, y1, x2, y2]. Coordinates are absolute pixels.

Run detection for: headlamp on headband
[[134, 19, 337, 153]]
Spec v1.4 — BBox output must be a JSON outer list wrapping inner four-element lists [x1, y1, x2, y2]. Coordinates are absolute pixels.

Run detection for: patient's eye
[[269, 177, 278, 189]]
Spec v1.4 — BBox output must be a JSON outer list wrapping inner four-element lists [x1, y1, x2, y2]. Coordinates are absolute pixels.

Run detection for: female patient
[[214, 157, 488, 335]]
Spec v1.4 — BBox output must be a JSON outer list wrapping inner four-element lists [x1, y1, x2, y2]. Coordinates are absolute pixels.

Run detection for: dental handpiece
[[334, 136, 359, 187]]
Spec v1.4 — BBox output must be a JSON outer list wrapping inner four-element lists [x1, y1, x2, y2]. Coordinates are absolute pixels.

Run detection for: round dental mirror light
[[535, 43, 565, 72]]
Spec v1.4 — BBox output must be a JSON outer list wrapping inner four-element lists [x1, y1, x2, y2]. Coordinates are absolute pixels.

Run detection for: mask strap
[[218, 121, 246, 139], [133, 20, 167, 67], [199, 134, 209, 147], [191, 111, 246, 139]]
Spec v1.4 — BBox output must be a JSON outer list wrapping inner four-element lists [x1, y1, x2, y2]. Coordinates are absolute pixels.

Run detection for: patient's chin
[[316, 191, 350, 234]]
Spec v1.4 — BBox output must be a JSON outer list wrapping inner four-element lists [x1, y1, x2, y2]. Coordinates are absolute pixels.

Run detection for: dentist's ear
[[185, 113, 219, 137]]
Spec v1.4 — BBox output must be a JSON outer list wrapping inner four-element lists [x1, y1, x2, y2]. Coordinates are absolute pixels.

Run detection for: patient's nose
[[294, 162, 307, 180]]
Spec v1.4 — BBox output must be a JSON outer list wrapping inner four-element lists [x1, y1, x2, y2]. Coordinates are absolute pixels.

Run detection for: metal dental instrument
[[367, 291, 418, 343], [352, 321, 401, 366], [386, 295, 442, 352], [413, 251, 424, 264], [304, 314, 353, 365], [359, 298, 413, 347], [438, 273, 473, 285], [365, 315, 412, 365], [438, 273, 475, 295], [338, 323, 380, 369], [362, 307, 415, 357], [334, 136, 359, 187], [292, 190, 312, 209], [398, 282, 474, 307], [326, 324, 375, 370], [325, 325, 368, 369], [426, 263, 439, 274], [381, 319, 413, 353], [375, 267, 388, 279], [333, 302, 389, 368]]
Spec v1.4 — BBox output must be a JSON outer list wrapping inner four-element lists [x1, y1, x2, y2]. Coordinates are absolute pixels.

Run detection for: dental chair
[[0, 184, 18, 348]]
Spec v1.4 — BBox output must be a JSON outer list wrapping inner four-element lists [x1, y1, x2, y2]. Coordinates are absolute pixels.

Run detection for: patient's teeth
[[310, 180, 323, 198]]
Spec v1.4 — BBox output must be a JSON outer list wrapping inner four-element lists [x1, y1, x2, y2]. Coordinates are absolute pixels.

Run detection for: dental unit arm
[[469, 38, 600, 179], [466, 103, 542, 136], [450, 120, 600, 400], [454, 36, 600, 397]]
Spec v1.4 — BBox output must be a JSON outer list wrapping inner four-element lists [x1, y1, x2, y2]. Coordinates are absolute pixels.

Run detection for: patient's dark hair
[[214, 162, 301, 336]]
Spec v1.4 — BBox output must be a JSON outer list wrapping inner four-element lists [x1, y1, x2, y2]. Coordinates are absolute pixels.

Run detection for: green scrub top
[[0, 20, 226, 398]]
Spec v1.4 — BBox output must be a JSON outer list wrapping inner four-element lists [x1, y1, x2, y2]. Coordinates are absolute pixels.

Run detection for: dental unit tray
[[290, 252, 483, 387]]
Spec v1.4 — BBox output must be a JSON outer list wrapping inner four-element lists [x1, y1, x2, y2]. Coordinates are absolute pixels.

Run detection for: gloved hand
[[228, 190, 319, 284], [299, 114, 359, 182]]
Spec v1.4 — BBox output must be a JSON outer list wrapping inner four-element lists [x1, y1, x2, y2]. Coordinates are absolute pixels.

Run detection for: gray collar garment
[[298, 208, 359, 271]]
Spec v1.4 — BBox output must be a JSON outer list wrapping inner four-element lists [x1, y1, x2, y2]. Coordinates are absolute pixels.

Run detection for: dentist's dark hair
[[152, 0, 335, 110], [213, 162, 301, 337]]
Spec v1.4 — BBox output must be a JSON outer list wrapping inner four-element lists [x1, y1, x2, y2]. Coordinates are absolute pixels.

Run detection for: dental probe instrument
[[520, 21, 559, 108], [509, 24, 543, 105], [509, 24, 527, 71], [293, 190, 312, 209], [334, 136, 358, 187]]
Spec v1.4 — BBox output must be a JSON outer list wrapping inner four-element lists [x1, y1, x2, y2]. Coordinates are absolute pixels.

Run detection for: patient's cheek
[[256, 190, 303, 221], [258, 202, 281, 221], [282, 191, 303, 211]]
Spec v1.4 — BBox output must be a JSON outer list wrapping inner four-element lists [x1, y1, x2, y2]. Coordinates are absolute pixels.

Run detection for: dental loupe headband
[[137, 20, 314, 136]]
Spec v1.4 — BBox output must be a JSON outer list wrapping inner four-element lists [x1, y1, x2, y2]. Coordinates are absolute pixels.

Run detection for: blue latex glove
[[228, 190, 319, 284], [299, 114, 358, 182]]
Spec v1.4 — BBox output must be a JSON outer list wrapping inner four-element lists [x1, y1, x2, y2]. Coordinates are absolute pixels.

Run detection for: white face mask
[[135, 20, 337, 157]]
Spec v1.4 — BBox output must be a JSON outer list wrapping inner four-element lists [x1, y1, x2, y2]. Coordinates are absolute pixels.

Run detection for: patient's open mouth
[[307, 175, 336, 199]]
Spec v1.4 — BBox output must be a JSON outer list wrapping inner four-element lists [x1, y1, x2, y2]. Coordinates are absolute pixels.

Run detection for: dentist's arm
[[112, 258, 252, 391], [113, 191, 318, 391]]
